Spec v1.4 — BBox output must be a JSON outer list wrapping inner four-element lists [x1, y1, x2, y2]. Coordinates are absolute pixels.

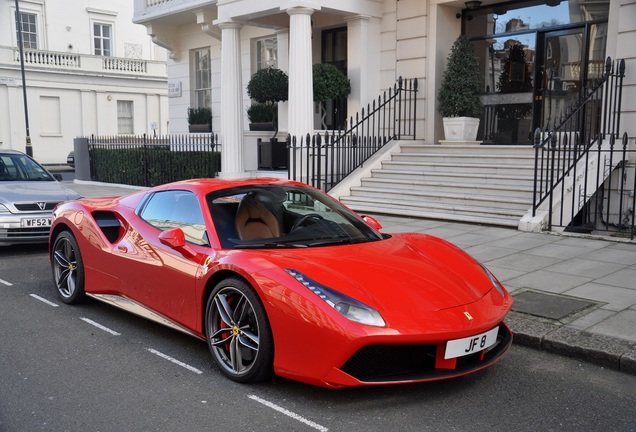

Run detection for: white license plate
[[21, 217, 52, 228], [444, 326, 499, 359]]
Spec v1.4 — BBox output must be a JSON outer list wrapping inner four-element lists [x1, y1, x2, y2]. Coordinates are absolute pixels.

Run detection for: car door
[[115, 190, 210, 331]]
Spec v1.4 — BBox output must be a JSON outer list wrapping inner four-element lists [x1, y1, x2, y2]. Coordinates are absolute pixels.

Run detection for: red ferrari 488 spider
[[49, 178, 513, 388]]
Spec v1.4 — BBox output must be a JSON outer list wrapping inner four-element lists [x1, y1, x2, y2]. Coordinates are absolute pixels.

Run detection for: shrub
[[437, 35, 483, 118], [187, 107, 212, 125]]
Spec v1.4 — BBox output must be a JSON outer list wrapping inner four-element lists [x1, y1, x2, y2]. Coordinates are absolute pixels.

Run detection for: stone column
[[276, 30, 289, 135], [345, 15, 370, 116], [218, 22, 245, 178], [286, 7, 314, 139]]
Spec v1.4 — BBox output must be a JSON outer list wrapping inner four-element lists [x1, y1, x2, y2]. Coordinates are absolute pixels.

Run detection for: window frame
[[255, 36, 278, 72], [192, 48, 211, 109], [93, 22, 113, 57], [117, 100, 134, 135], [15, 11, 38, 50]]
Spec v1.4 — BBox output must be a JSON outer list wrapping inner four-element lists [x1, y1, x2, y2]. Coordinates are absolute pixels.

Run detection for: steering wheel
[[290, 213, 324, 232]]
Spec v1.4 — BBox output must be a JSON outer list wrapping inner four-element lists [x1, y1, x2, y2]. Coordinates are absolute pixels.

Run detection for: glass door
[[535, 28, 584, 131]]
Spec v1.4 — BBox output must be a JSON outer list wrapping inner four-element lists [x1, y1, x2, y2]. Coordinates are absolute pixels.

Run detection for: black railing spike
[[619, 59, 626, 77], [398, 76, 403, 90], [533, 127, 542, 148], [604, 56, 612, 77]]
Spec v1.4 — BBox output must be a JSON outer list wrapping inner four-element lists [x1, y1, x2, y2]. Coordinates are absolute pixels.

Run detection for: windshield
[[0, 153, 55, 182], [207, 184, 384, 249]]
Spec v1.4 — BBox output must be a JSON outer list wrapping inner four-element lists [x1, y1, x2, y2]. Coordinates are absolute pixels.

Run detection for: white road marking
[[80, 317, 121, 336], [147, 348, 203, 374], [29, 294, 59, 307], [0, 278, 13, 286], [248, 394, 329, 432]]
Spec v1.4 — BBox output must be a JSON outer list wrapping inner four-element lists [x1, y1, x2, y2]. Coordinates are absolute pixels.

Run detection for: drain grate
[[511, 290, 598, 321]]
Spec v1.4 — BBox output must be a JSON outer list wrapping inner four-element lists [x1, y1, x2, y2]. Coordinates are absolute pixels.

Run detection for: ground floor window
[[117, 100, 134, 134], [255, 37, 277, 71], [193, 48, 211, 109], [463, 0, 609, 144]]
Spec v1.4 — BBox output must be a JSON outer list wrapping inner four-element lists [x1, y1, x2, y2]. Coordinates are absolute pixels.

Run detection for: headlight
[[285, 269, 386, 327], [479, 263, 506, 297], [0, 204, 10, 214]]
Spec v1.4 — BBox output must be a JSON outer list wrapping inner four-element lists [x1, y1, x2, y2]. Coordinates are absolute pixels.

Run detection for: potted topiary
[[313, 63, 351, 129], [246, 67, 289, 169], [437, 35, 483, 142], [246, 67, 289, 139], [187, 107, 212, 133]]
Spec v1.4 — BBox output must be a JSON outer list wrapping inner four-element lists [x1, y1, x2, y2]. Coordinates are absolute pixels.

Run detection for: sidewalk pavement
[[63, 179, 636, 375]]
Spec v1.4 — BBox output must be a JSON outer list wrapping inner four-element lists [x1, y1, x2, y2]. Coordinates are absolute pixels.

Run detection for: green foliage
[[187, 107, 212, 125], [91, 147, 221, 187], [496, 43, 533, 121], [497, 43, 533, 93], [246, 67, 288, 138], [312, 63, 351, 103], [437, 35, 483, 118], [247, 102, 275, 123], [247, 67, 289, 105]]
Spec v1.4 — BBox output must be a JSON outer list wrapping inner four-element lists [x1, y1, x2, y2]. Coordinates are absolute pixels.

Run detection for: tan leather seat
[[235, 194, 281, 241]]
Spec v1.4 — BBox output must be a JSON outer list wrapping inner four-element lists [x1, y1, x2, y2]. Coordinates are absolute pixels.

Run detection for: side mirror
[[362, 215, 382, 231], [159, 228, 196, 258], [53, 173, 63, 181]]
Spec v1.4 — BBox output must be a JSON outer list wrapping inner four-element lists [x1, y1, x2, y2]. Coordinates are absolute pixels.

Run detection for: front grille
[[340, 325, 513, 382], [341, 345, 437, 381], [14, 202, 58, 211], [1, 227, 50, 238]]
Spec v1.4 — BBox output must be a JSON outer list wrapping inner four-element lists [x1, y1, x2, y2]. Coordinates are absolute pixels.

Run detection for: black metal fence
[[288, 76, 418, 191], [88, 133, 221, 187], [532, 57, 634, 239]]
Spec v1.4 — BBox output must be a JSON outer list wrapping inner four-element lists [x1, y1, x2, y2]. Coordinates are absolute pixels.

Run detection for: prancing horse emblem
[[37, 202, 46, 210], [464, 311, 474, 320]]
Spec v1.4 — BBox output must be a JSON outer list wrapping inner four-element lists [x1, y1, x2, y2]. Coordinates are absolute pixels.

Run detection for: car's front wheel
[[205, 278, 274, 383], [51, 230, 86, 304]]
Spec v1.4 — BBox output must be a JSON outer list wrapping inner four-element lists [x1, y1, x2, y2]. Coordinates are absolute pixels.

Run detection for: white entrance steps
[[338, 142, 536, 228]]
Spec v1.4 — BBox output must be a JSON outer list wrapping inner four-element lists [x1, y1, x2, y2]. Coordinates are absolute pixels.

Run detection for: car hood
[[0, 181, 81, 204], [252, 233, 497, 313]]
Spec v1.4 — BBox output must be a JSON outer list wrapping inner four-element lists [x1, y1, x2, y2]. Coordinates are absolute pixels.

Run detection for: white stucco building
[[130, 0, 635, 179], [0, 0, 169, 164]]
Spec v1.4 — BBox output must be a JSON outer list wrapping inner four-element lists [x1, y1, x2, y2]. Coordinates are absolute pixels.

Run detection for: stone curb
[[506, 311, 636, 375]]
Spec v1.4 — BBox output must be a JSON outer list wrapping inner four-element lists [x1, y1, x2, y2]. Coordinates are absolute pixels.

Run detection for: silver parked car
[[0, 149, 82, 245]]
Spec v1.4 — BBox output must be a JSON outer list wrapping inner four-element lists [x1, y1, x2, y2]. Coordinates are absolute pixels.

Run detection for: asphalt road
[[1, 244, 635, 432]]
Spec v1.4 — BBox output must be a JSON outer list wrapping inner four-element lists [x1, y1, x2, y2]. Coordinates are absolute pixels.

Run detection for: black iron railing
[[88, 133, 221, 187], [532, 57, 634, 238], [288, 76, 418, 191]]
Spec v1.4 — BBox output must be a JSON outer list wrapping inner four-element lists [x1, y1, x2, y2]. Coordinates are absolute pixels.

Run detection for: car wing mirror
[[53, 173, 63, 181], [362, 215, 382, 231], [159, 228, 196, 258]]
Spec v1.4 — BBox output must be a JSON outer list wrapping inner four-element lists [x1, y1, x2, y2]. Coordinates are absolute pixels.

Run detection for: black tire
[[205, 277, 274, 383], [51, 230, 86, 304]]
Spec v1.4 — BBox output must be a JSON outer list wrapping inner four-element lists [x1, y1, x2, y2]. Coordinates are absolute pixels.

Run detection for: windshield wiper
[[305, 236, 371, 247], [234, 240, 308, 249]]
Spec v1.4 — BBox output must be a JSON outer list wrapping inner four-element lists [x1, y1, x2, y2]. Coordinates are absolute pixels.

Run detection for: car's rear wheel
[[51, 230, 86, 304], [205, 278, 274, 383]]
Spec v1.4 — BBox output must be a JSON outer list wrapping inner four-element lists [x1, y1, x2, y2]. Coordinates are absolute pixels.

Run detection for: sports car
[[49, 178, 513, 388], [1, 149, 82, 245]]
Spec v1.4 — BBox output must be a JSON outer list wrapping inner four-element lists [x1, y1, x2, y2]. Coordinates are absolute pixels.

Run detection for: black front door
[[321, 27, 347, 130]]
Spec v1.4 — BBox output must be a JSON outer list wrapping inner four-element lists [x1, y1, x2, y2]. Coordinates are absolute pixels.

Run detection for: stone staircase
[[338, 142, 536, 228]]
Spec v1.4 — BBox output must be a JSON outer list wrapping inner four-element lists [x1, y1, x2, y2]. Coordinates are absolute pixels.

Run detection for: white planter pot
[[442, 117, 480, 141]]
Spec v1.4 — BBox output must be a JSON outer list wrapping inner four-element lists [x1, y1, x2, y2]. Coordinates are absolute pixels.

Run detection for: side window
[[15, 12, 38, 49], [139, 191, 208, 246], [93, 23, 112, 56]]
